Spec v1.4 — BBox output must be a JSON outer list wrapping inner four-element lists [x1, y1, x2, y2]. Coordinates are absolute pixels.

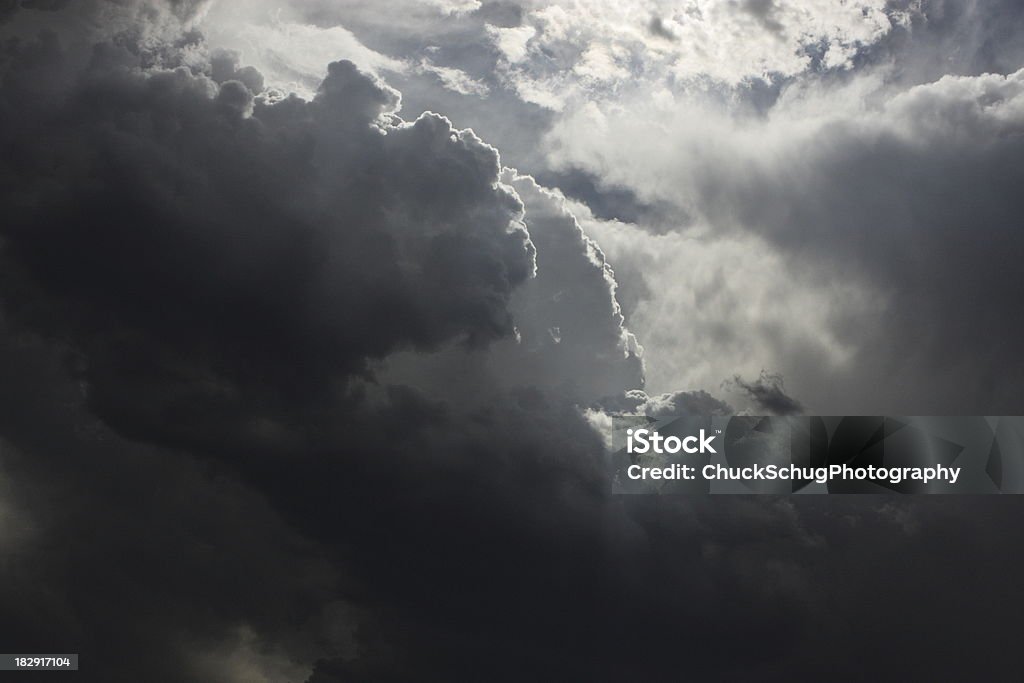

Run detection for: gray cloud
[[2, 4, 1024, 683], [544, 7, 1024, 413], [862, 0, 1024, 83], [0, 322, 346, 681], [709, 68, 1024, 413], [739, 0, 785, 37], [648, 15, 679, 42], [1, 31, 541, 446], [350, 172, 646, 407], [727, 370, 804, 416]]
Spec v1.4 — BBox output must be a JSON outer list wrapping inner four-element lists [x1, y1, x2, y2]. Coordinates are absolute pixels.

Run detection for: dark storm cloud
[[0, 9, 821, 681], [0, 323, 346, 682], [1, 29, 536, 446], [0, 0, 70, 23], [727, 370, 804, 416], [2, 3, 1024, 683]]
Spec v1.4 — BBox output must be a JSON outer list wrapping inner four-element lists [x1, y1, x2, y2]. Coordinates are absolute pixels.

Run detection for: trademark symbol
[[716, 429, 722, 434]]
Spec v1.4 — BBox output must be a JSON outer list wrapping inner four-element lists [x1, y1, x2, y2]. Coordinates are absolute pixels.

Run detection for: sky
[[1, 1, 1023, 681]]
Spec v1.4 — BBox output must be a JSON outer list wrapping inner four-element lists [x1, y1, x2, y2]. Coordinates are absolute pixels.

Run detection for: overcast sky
[[2, 1, 1024, 681]]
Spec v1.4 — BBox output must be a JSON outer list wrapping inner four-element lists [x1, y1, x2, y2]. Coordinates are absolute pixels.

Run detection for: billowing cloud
[[0, 7, 667, 680], [226, 0, 1024, 415], [487, 0, 909, 110], [570, 201, 870, 409], [2, 3, 1024, 682], [375, 174, 645, 406], [546, 62, 1024, 413], [1, 28, 542, 447]]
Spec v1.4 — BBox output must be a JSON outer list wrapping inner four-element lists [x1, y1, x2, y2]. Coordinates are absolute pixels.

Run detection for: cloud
[[416, 57, 490, 96], [568, 202, 871, 406], [599, 387, 733, 416], [3, 4, 1024, 683], [647, 15, 679, 42], [860, 0, 1024, 84], [0, 0, 72, 24], [484, 0, 906, 110], [0, 9, 829, 681], [499, 175, 644, 396], [0, 10, 650, 679], [739, 0, 784, 37], [374, 174, 646, 406], [545, 46, 1024, 413], [0, 322, 346, 681], [727, 370, 804, 416], [197, 6, 408, 99], [1, 32, 541, 446], [257, 0, 1023, 416]]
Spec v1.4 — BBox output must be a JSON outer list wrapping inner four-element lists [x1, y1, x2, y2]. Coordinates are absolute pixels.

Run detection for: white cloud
[[486, 0, 910, 110], [417, 58, 491, 96], [200, 12, 405, 98], [487, 23, 536, 63], [550, 65, 1024, 412], [569, 202, 878, 409]]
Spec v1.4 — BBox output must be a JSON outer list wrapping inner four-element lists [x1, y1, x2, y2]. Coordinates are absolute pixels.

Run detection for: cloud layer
[[2, 2, 1024, 682], [548, 63, 1024, 412]]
